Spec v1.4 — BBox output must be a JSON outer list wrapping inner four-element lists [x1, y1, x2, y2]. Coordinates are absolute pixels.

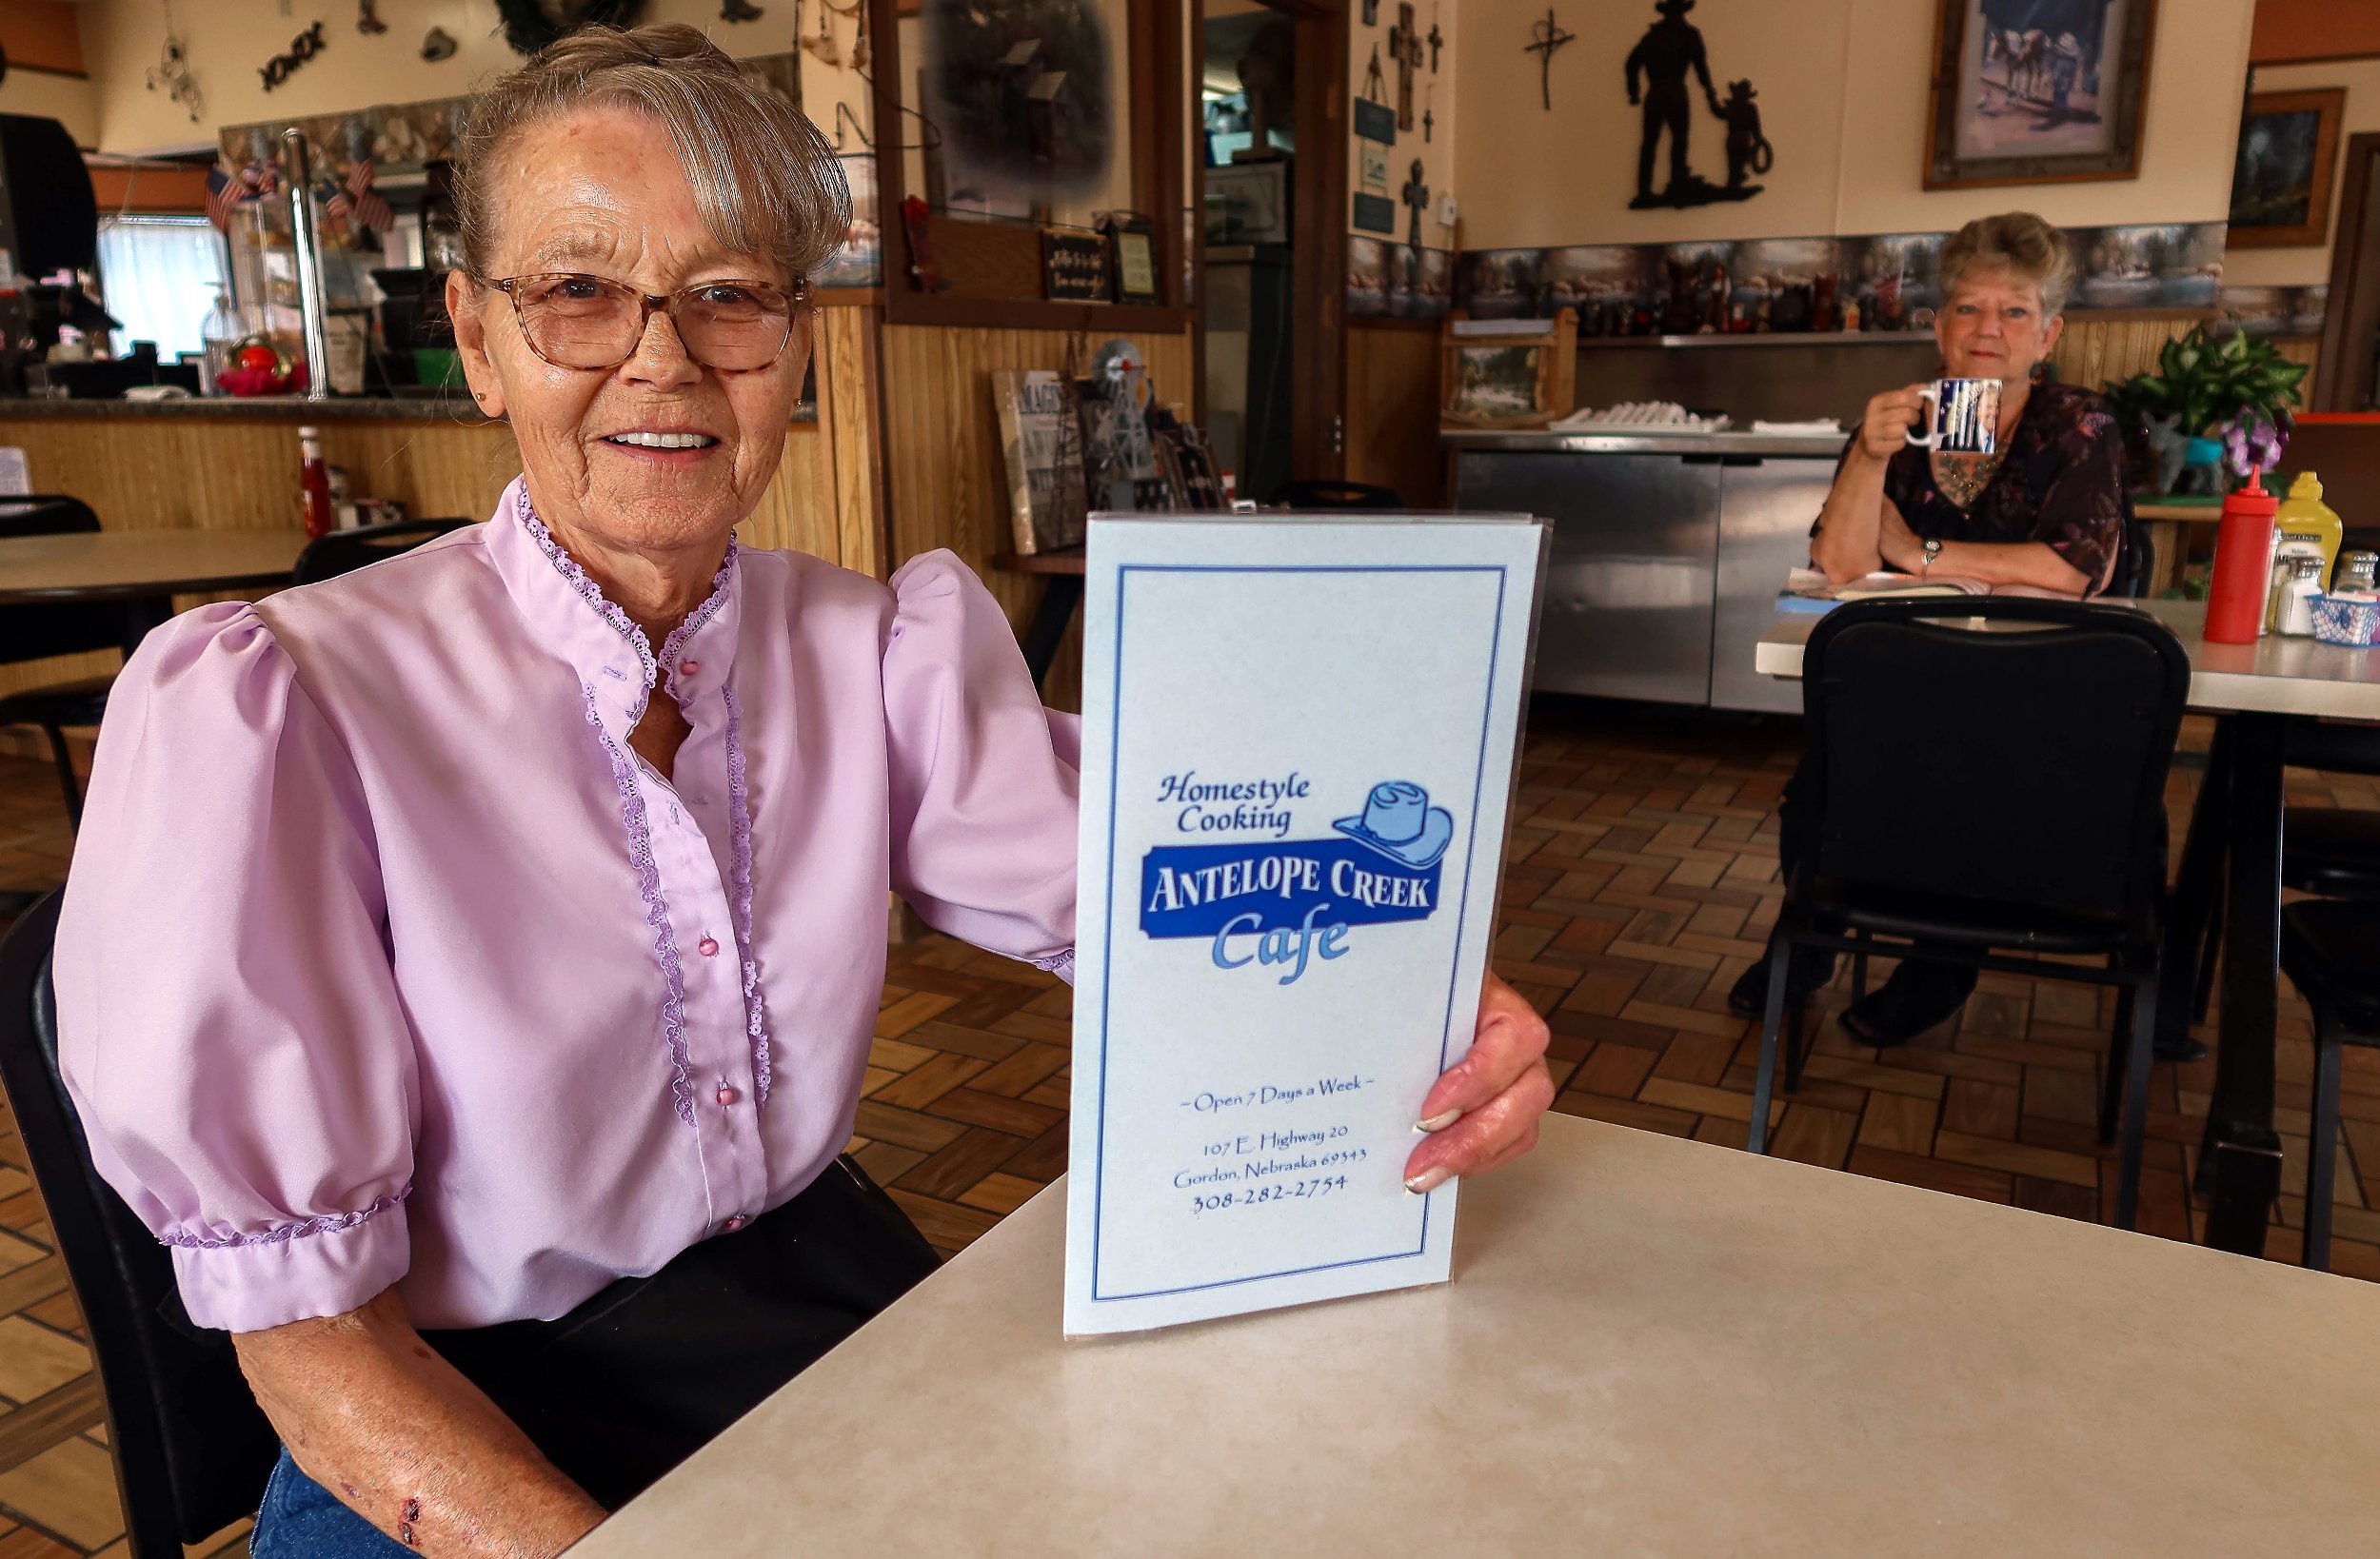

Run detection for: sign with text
[[1064, 515, 1546, 1335]]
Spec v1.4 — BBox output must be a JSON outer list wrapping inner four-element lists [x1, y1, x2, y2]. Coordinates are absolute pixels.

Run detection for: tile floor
[[2, 701, 2376, 1554]]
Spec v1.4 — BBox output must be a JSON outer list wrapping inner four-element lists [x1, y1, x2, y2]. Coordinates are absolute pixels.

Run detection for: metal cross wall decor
[[1362, 44, 1387, 106], [1400, 158, 1429, 247], [1428, 1, 1443, 71], [1524, 8, 1574, 112]]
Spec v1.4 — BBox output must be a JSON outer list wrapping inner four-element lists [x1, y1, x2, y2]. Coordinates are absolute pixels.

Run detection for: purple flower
[[2225, 409, 2286, 476]]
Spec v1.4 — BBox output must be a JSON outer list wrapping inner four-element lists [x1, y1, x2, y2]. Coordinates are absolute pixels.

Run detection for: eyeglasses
[[481, 272, 807, 372]]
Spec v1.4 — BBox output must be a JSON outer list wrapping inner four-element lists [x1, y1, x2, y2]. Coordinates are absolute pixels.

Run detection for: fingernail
[[1414, 1108, 1463, 1134], [1404, 1165, 1451, 1194]]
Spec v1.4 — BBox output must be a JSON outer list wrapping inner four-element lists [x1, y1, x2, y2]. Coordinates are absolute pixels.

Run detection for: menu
[[1063, 514, 1546, 1335]]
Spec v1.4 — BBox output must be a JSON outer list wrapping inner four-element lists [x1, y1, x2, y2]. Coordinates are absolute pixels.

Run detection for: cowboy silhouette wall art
[[1623, 0, 1769, 209]]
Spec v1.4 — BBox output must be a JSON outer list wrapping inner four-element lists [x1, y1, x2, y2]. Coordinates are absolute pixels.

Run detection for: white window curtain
[[95, 216, 229, 361]]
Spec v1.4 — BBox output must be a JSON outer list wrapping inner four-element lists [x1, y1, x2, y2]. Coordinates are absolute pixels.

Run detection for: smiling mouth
[[604, 431, 720, 449]]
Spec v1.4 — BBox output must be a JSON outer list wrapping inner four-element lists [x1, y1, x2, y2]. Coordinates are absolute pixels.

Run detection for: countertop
[[1441, 427, 1848, 457], [574, 1112, 2380, 1558], [0, 392, 492, 423]]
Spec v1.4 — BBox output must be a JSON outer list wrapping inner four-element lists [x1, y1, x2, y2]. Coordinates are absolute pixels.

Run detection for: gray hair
[[452, 23, 849, 284], [1937, 211, 2076, 317]]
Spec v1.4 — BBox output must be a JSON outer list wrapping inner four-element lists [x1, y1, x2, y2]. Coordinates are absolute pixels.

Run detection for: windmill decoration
[[1524, 9, 1574, 112]]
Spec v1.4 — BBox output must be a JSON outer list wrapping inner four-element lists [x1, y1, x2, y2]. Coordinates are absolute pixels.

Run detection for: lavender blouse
[[53, 479, 1079, 1333]]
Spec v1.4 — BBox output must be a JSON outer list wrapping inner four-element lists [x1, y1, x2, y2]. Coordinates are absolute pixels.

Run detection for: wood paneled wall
[[876, 323, 1195, 711], [1346, 323, 1443, 508], [2047, 312, 2204, 392]]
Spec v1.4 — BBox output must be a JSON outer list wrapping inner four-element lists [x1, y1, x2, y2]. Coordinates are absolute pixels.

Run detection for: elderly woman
[[52, 26, 1552, 1559], [1729, 211, 2147, 1047]]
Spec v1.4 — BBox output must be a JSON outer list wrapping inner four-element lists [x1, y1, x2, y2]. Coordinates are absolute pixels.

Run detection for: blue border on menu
[[1090, 562, 1511, 1304]]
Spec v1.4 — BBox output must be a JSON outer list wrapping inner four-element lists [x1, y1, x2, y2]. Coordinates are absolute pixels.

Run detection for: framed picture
[[2230, 89, 2346, 249], [1438, 310, 1577, 429], [1923, 0, 2157, 189], [1041, 229, 1110, 302], [1101, 211, 1159, 306]]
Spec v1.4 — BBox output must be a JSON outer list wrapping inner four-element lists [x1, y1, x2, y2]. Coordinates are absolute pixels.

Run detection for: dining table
[[0, 526, 310, 653], [1755, 597, 2380, 1258], [570, 1112, 2380, 1556]]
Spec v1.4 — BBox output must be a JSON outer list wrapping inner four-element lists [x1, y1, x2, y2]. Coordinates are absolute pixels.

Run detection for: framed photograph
[[2230, 89, 2346, 248], [1041, 229, 1110, 303], [1923, 0, 2158, 189]]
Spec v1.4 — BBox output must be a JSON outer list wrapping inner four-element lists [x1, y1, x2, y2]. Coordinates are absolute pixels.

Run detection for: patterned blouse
[[1854, 379, 2128, 595]]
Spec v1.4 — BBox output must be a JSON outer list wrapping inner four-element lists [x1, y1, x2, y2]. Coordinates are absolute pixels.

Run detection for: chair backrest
[[1797, 598, 2190, 927], [0, 494, 101, 539], [291, 518, 473, 586], [0, 496, 122, 666], [0, 894, 279, 1555], [2108, 487, 2152, 600], [1267, 478, 1405, 510]]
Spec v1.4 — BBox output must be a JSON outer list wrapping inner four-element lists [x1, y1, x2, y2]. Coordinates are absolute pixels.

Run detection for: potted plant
[[2103, 323, 2308, 498]]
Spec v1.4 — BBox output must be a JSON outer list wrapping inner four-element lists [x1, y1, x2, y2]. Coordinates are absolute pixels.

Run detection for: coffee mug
[[1905, 377, 2003, 455]]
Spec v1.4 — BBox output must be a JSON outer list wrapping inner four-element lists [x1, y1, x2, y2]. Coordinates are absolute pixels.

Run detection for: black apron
[[422, 1155, 938, 1510]]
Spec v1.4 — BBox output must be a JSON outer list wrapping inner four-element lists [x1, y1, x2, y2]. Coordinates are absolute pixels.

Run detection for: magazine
[[991, 368, 1090, 554]]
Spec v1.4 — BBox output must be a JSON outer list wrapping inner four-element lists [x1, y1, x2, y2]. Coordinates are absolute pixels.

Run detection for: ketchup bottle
[[2205, 467, 2280, 644], [298, 424, 333, 540]]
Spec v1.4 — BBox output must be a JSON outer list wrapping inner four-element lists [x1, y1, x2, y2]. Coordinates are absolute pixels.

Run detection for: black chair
[[0, 497, 125, 832], [2110, 489, 2153, 601], [1749, 598, 2192, 1230], [0, 893, 280, 1555], [1267, 479, 1404, 510], [2276, 898, 2380, 1271], [292, 518, 473, 586], [2177, 721, 2380, 1031]]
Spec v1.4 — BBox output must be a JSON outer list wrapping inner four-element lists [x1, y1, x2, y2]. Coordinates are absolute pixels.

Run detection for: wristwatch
[[1921, 537, 1943, 575]]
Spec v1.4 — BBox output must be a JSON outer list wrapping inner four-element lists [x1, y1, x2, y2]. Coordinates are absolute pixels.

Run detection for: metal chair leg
[[2101, 972, 2134, 1148], [37, 722, 82, 832], [2305, 1022, 2345, 1272], [2113, 975, 2158, 1231], [1747, 931, 1795, 1155], [1851, 933, 1869, 1003], [2192, 892, 2223, 1025]]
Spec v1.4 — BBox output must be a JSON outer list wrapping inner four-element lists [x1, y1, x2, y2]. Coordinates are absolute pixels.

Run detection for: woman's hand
[[1856, 385, 1930, 463], [1402, 971, 1555, 1193]]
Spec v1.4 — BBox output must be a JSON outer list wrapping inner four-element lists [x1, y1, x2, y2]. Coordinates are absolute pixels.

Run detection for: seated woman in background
[[1730, 210, 2141, 1048]]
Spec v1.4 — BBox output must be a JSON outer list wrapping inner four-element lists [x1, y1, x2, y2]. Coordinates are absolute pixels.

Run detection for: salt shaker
[[2278, 554, 2327, 637]]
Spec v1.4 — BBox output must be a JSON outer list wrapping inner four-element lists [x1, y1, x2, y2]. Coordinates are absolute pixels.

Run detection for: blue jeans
[[250, 1450, 412, 1557]]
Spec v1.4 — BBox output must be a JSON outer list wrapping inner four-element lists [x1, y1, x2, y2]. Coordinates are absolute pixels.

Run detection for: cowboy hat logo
[[1332, 780, 1454, 871]]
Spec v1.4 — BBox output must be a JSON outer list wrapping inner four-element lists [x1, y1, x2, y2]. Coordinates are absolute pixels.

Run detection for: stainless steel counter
[[1441, 428, 1846, 459], [1449, 435, 1838, 713]]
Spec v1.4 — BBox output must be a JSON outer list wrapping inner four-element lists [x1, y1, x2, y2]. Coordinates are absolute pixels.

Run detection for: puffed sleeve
[[52, 602, 417, 1333], [883, 550, 1079, 981]]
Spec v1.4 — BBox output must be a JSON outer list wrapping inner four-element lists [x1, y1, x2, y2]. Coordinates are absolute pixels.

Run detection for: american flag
[[205, 166, 241, 232], [332, 158, 392, 237]]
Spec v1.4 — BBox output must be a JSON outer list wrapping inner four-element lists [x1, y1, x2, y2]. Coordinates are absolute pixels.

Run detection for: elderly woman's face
[[451, 109, 807, 559], [1935, 266, 2062, 383]]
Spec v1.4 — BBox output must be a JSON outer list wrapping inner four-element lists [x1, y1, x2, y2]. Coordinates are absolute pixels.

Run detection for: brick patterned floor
[[3, 702, 2377, 1552]]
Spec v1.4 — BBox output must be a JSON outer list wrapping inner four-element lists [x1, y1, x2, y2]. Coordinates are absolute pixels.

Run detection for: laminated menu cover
[[1063, 513, 1547, 1335]]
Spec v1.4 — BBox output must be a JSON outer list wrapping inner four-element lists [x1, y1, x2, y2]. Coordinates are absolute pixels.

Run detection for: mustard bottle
[[2275, 471, 2345, 588]]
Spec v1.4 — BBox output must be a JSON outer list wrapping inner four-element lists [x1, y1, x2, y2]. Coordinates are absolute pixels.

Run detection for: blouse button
[[698, 937, 720, 957], [723, 1214, 747, 1233], [680, 658, 700, 676], [717, 1084, 741, 1107]]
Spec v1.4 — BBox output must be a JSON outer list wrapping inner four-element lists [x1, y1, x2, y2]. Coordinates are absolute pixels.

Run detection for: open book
[[1779, 569, 2078, 613]]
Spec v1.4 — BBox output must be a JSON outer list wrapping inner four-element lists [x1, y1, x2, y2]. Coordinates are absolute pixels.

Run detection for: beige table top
[[574, 1115, 2380, 1558], [0, 527, 307, 603], [1756, 597, 2380, 719]]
